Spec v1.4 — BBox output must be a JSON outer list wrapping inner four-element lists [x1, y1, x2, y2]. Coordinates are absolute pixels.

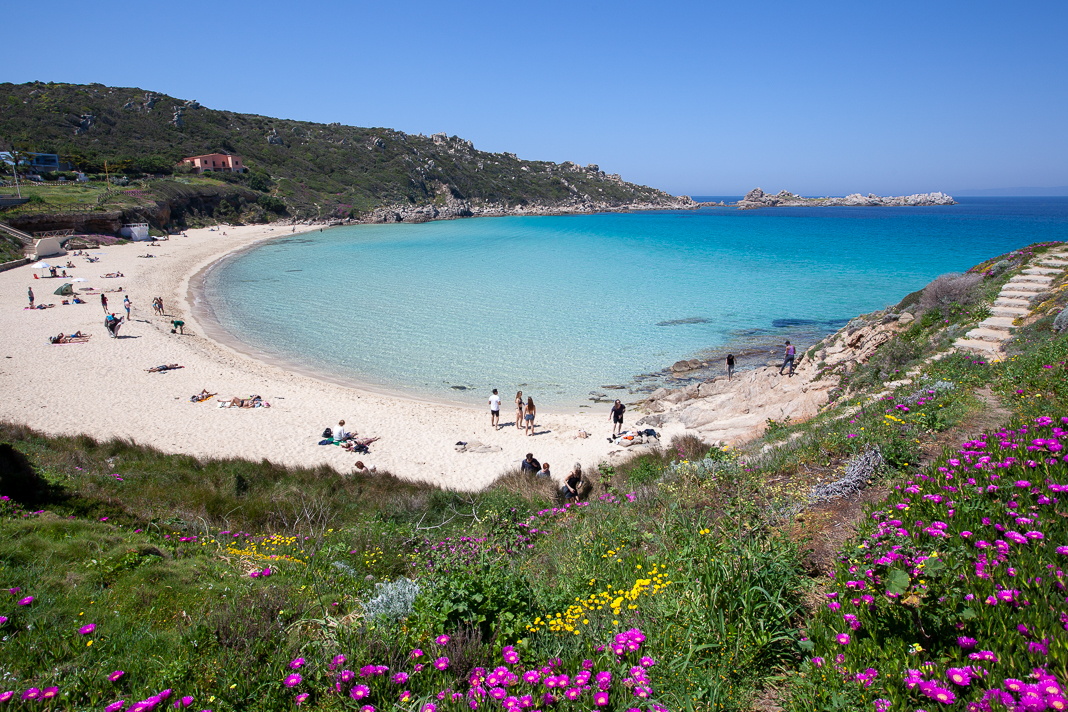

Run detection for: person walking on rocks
[[779, 340, 796, 377], [489, 389, 501, 430], [27, 286, 34, 308], [726, 353, 735, 381], [610, 399, 626, 436]]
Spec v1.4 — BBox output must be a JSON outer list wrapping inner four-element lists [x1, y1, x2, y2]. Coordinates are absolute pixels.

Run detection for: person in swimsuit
[[560, 464, 583, 502], [514, 391, 524, 431], [524, 397, 536, 436], [100, 293, 108, 313], [726, 353, 735, 381], [27, 287, 33, 308], [610, 400, 626, 436], [123, 295, 131, 320]]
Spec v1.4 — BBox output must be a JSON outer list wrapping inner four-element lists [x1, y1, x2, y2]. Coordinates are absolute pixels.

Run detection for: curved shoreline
[[0, 222, 665, 491], [185, 228, 487, 411]]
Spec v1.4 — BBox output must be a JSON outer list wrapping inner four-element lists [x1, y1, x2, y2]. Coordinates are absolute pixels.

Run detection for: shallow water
[[200, 198, 1068, 407]]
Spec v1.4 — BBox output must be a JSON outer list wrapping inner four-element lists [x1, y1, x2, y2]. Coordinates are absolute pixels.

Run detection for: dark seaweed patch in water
[[284, 269, 303, 273], [656, 317, 711, 327], [772, 317, 849, 328]]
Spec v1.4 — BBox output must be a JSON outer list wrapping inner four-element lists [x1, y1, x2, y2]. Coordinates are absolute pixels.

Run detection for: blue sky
[[5, 0, 1067, 196]]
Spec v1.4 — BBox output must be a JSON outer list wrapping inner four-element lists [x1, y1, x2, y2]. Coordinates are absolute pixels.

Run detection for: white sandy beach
[[0, 224, 688, 491]]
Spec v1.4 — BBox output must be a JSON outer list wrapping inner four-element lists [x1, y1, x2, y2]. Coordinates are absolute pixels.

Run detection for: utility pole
[[104, 160, 111, 193]]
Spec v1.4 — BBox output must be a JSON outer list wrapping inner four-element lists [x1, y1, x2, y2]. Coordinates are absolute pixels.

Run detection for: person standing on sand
[[779, 340, 796, 376], [123, 295, 131, 320], [514, 391, 524, 431], [726, 353, 735, 381], [524, 397, 536, 436], [489, 389, 501, 430], [27, 287, 33, 308], [157, 297, 165, 316], [100, 293, 108, 313], [610, 399, 626, 436]]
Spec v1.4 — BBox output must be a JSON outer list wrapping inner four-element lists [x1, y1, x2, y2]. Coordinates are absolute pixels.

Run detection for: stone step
[[1023, 267, 1062, 275], [980, 316, 1016, 329], [965, 328, 1008, 342], [954, 338, 1002, 354], [1001, 282, 1045, 292], [993, 299, 1029, 309], [1009, 274, 1054, 283], [991, 306, 1029, 317], [1037, 259, 1068, 267], [998, 291, 1040, 301]]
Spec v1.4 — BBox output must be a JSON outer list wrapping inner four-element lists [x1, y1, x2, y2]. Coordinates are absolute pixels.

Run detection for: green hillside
[[0, 81, 683, 220]]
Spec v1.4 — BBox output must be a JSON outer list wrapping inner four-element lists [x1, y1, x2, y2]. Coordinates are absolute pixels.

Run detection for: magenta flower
[[290, 657, 305, 669], [410, 648, 424, 659], [350, 684, 370, 701], [523, 670, 541, 685], [360, 706, 375, 712], [17, 596, 32, 606], [79, 623, 96, 635], [435, 634, 450, 645], [21, 688, 41, 700], [105, 701, 125, 712], [836, 633, 850, 645], [108, 670, 125, 682], [42, 688, 58, 699], [564, 687, 581, 700], [392, 672, 409, 685], [594, 691, 610, 706], [0, 692, 13, 704], [332, 654, 346, 666], [422, 704, 437, 712], [295, 693, 309, 705], [947, 668, 972, 686], [433, 656, 449, 671], [0, 616, 6, 625], [284, 673, 302, 687]]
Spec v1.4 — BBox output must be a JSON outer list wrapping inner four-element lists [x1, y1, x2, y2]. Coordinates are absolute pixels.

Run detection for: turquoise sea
[[198, 198, 1068, 408]]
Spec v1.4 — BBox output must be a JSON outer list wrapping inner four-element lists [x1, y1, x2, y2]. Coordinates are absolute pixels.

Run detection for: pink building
[[180, 153, 244, 174]]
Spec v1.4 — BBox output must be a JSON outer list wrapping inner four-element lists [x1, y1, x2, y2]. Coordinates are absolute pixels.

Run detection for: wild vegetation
[[1, 244, 1066, 711], [0, 82, 680, 221]]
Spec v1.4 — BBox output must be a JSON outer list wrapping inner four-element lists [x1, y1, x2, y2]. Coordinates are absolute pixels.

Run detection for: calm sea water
[[199, 198, 1068, 408]]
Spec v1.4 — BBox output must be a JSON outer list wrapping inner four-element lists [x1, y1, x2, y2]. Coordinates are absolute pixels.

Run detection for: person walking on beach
[[726, 353, 735, 381], [524, 397, 536, 436], [610, 399, 626, 436], [27, 286, 33, 308], [157, 297, 165, 316], [489, 389, 501, 430], [514, 391, 524, 431], [100, 293, 108, 314], [123, 295, 131, 320], [779, 340, 796, 376]]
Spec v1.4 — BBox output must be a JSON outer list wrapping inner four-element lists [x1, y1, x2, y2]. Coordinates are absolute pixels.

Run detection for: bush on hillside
[[919, 272, 983, 311]]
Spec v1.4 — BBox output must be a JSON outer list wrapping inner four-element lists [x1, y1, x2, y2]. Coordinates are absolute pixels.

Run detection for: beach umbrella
[[32, 262, 52, 269], [54, 283, 74, 296]]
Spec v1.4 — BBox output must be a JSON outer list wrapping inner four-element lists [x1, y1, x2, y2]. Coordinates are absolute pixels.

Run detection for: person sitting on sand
[[335, 420, 353, 441], [538, 462, 551, 479], [560, 464, 583, 503], [66, 261, 75, 269]]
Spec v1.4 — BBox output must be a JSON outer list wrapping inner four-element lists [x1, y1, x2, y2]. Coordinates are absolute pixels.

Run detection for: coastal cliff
[[735, 187, 956, 209]]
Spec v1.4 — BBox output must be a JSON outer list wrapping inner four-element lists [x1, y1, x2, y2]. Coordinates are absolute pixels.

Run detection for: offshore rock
[[737, 188, 955, 210]]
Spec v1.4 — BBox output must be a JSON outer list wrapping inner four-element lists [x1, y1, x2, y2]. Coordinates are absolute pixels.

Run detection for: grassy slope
[[0, 82, 680, 220], [0, 243, 1066, 711]]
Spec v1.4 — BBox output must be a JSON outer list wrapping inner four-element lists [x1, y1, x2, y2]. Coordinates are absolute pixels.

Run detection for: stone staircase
[[954, 246, 1068, 356]]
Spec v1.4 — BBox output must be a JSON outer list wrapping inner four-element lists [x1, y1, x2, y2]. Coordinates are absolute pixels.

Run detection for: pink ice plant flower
[[295, 693, 309, 705], [290, 657, 305, 669], [108, 670, 125, 682], [284, 673, 302, 687], [435, 634, 450, 645]]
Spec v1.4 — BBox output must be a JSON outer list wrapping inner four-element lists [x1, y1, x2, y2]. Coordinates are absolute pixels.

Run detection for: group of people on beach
[[520, 453, 583, 503], [488, 389, 539, 436]]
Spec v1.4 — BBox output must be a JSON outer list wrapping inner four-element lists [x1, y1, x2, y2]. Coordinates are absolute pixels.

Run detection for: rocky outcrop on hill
[[737, 188, 956, 210], [365, 194, 697, 224], [636, 311, 916, 444]]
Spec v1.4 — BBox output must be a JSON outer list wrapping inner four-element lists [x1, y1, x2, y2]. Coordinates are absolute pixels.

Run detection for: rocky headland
[[734, 187, 956, 210], [632, 309, 918, 445]]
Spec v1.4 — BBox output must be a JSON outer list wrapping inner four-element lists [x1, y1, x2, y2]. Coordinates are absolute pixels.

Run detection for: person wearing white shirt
[[335, 420, 352, 441], [488, 389, 501, 430]]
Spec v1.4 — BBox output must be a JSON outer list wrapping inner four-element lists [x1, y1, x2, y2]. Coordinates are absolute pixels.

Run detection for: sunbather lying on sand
[[101, 272, 124, 278], [341, 436, 380, 451], [190, 390, 217, 402], [50, 331, 90, 344], [146, 364, 183, 373], [221, 395, 269, 408]]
